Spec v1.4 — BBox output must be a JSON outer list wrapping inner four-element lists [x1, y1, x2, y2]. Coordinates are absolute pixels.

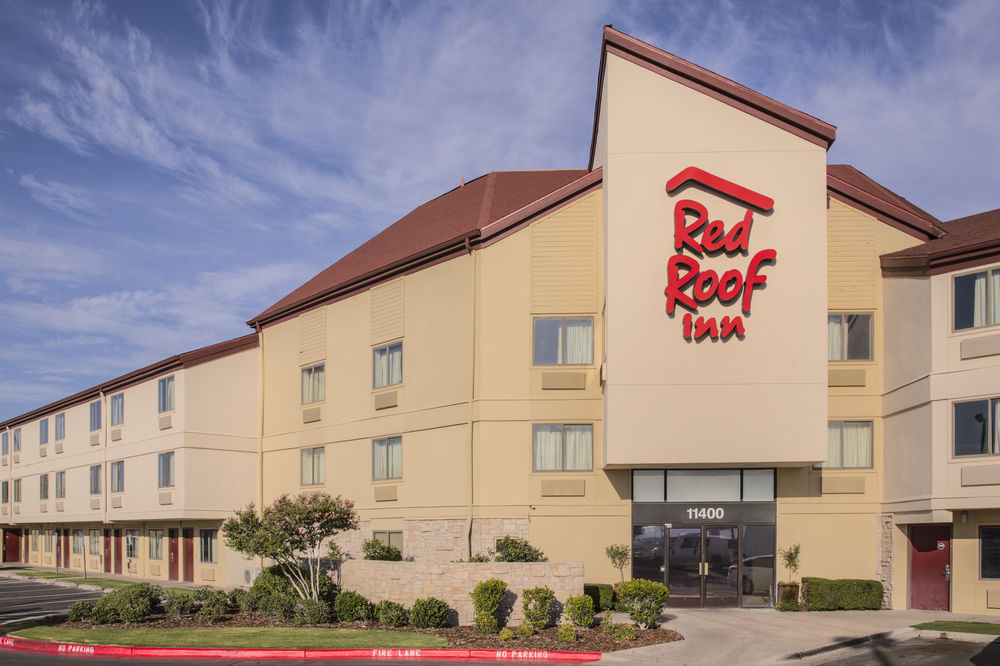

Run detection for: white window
[[200, 529, 218, 563], [372, 436, 402, 480], [954, 398, 1000, 457], [819, 421, 873, 468], [89, 401, 101, 432], [89, 464, 102, 495], [955, 268, 1000, 331], [372, 342, 402, 389], [827, 313, 872, 361], [1, 481, 7, 504], [532, 424, 593, 471], [72, 529, 83, 555], [125, 529, 139, 558], [13, 479, 20, 503], [13, 428, 20, 452], [149, 529, 163, 560], [158, 376, 175, 413], [55, 413, 65, 441], [55, 471, 65, 499], [1, 432, 7, 456], [110, 460, 124, 493], [110, 393, 124, 427], [158, 452, 175, 488], [44, 530, 53, 553], [533, 317, 594, 365], [31, 529, 38, 551], [300, 446, 325, 486], [88, 529, 101, 556], [301, 363, 325, 404], [39, 474, 49, 500], [39, 418, 48, 445]]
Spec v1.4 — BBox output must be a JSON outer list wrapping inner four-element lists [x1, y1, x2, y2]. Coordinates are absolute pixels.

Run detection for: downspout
[[465, 236, 478, 559], [4, 426, 12, 528], [255, 322, 266, 577], [101, 390, 108, 527]]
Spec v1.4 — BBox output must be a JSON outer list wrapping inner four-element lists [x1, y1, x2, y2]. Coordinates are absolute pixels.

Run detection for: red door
[[113, 529, 122, 574], [910, 525, 951, 610], [103, 529, 112, 573], [62, 533, 70, 568], [182, 528, 194, 582], [3, 529, 22, 562], [168, 529, 179, 581]]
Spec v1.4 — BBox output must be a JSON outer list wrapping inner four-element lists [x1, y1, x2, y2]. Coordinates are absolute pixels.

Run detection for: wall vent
[[56, 501, 64, 512], [158, 492, 173, 505], [55, 442, 63, 454], [110, 495, 122, 508], [90, 433, 101, 446], [302, 407, 322, 424], [39, 446, 47, 457], [90, 498, 100, 510], [158, 415, 173, 430], [111, 428, 122, 442]]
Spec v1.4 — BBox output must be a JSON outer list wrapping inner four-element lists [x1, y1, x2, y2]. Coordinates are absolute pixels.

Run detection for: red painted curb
[[0, 636, 602, 662]]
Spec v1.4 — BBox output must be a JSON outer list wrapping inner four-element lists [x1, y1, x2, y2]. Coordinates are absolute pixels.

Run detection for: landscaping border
[[0, 636, 601, 662]]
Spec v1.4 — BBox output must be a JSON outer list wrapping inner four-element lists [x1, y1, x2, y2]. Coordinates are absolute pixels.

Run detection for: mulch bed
[[61, 613, 683, 653]]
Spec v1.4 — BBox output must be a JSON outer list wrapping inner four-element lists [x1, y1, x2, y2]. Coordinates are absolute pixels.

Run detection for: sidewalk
[[0, 563, 207, 592], [601, 607, 988, 665]]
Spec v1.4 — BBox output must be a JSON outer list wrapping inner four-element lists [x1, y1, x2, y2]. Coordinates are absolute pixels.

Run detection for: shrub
[[228, 588, 255, 614], [471, 578, 508, 633], [493, 536, 544, 562], [515, 622, 536, 637], [521, 586, 555, 630], [257, 591, 296, 620], [195, 590, 230, 624], [362, 537, 402, 561], [584, 583, 614, 611], [775, 600, 803, 612], [563, 595, 594, 628], [164, 589, 195, 618], [294, 599, 332, 625], [558, 624, 576, 642], [600, 616, 614, 634], [468, 553, 491, 563], [252, 565, 337, 605], [67, 601, 93, 622], [474, 611, 499, 635], [616, 579, 669, 629], [410, 597, 450, 628], [802, 577, 884, 611], [605, 544, 630, 583], [193, 585, 215, 601], [334, 590, 372, 622], [499, 628, 514, 641], [611, 623, 637, 642], [91, 583, 163, 624], [374, 600, 409, 627]]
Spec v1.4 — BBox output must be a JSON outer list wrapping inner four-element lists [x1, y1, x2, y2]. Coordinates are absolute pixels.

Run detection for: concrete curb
[[0, 636, 602, 662], [0, 570, 114, 592], [912, 628, 1000, 644]]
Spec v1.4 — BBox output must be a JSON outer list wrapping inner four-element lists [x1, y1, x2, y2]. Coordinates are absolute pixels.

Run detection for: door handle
[[944, 564, 951, 581]]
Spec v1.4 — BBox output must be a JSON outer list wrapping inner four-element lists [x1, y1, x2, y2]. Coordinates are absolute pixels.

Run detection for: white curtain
[[373, 344, 402, 387], [387, 437, 402, 478], [991, 270, 1000, 326], [533, 425, 562, 470], [565, 319, 593, 364], [159, 377, 174, 413], [302, 365, 324, 403], [388, 344, 403, 384], [842, 422, 872, 468], [373, 348, 388, 387], [300, 449, 313, 485], [563, 425, 593, 470], [974, 272, 988, 327], [825, 422, 843, 468], [110, 394, 124, 426], [372, 439, 388, 479], [827, 315, 843, 360]]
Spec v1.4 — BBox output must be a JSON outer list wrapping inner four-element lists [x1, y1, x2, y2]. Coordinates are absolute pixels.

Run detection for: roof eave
[[827, 174, 946, 242]]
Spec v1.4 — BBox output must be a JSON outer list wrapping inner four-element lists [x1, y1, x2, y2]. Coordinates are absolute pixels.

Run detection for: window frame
[[89, 464, 102, 495], [372, 436, 402, 481], [39, 418, 49, 446], [300, 446, 325, 486], [981, 526, 1000, 579], [157, 451, 175, 488], [532, 423, 594, 472], [125, 529, 139, 559], [39, 473, 49, 500], [373, 530, 403, 554], [55, 471, 65, 499], [110, 460, 124, 493], [817, 420, 875, 469], [954, 267, 1000, 332], [372, 342, 403, 389], [300, 363, 326, 405], [827, 312, 873, 362], [109, 393, 125, 427], [72, 529, 84, 555], [1, 432, 7, 456], [13, 428, 20, 452], [158, 376, 175, 413], [149, 529, 163, 560], [1, 480, 7, 504], [532, 316, 595, 366], [43, 529, 53, 553], [88, 529, 101, 556], [200, 529, 218, 563], [953, 398, 1000, 458], [13, 479, 20, 503], [55, 413, 65, 441], [89, 401, 101, 432]]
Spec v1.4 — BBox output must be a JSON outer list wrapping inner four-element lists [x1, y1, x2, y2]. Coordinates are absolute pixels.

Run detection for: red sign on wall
[[664, 167, 776, 341]]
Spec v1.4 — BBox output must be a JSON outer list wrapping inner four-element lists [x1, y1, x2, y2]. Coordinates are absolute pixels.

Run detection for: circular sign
[[937, 542, 946, 550]]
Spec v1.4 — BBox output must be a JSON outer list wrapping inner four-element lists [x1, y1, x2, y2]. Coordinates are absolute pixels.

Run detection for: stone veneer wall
[[404, 519, 467, 562], [340, 560, 584, 625], [470, 518, 530, 558], [876, 513, 893, 609]]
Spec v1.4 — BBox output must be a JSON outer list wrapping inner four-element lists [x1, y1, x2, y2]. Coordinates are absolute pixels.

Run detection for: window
[[158, 452, 175, 488], [13, 479, 20, 503], [1, 432, 6, 456], [954, 399, 1000, 457], [39, 418, 48, 445], [55, 471, 65, 499], [200, 529, 218, 563], [955, 269, 1000, 331], [301, 364, 325, 404], [373, 530, 403, 553], [55, 413, 65, 440], [110, 393, 124, 427], [13, 428, 20, 452], [982, 527, 1000, 578], [827, 313, 872, 361], [631, 469, 776, 502], [372, 436, 402, 480], [533, 424, 593, 471], [372, 342, 402, 389], [149, 529, 163, 560], [158, 376, 175, 413], [300, 446, 325, 486], [533, 317, 594, 365], [39, 474, 49, 500], [72, 529, 83, 555], [125, 529, 139, 559], [44, 530, 53, 553], [30, 530, 38, 551], [110, 460, 124, 493], [88, 529, 101, 556], [1, 481, 7, 504], [819, 421, 874, 468], [89, 401, 101, 432], [89, 464, 102, 495]]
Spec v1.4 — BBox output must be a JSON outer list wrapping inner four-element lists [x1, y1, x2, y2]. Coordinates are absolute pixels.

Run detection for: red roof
[[827, 165, 944, 241], [882, 208, 1000, 276], [250, 169, 591, 326]]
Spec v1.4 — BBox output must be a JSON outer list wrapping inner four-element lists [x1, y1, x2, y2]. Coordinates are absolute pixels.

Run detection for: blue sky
[[0, 0, 998, 419]]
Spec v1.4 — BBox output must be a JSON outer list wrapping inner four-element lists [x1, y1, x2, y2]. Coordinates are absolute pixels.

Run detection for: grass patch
[[63, 577, 132, 588], [913, 620, 1000, 636], [10, 627, 448, 650], [15, 571, 76, 580]]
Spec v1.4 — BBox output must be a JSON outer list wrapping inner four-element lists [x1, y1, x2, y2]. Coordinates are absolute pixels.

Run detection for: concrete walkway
[[0, 563, 210, 591], [601, 607, 988, 665]]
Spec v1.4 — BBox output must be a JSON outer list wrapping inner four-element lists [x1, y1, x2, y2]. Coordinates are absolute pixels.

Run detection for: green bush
[[252, 565, 337, 605], [616, 579, 669, 629], [611, 623, 637, 642], [558, 624, 576, 642], [802, 577, 884, 611], [67, 601, 93, 622], [775, 600, 803, 612], [563, 594, 594, 628], [584, 583, 614, 611], [471, 578, 508, 633], [493, 536, 545, 562], [91, 583, 163, 624], [334, 590, 372, 622], [521, 586, 555, 630], [294, 599, 331, 625], [192, 585, 215, 602], [164, 589, 195, 617], [410, 597, 450, 628], [228, 588, 255, 614], [257, 592, 296, 620], [499, 627, 514, 641], [373, 600, 409, 627], [468, 553, 491, 562], [515, 622, 536, 637], [362, 538, 403, 561], [474, 611, 499, 635], [195, 590, 230, 624]]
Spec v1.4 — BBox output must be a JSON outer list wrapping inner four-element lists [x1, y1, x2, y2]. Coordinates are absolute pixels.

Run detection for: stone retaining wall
[[339, 560, 584, 625]]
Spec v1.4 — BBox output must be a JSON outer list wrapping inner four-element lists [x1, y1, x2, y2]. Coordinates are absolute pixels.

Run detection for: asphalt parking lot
[[0, 578, 104, 625]]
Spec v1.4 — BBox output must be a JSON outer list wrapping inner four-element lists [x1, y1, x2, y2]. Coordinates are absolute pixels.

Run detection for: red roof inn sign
[[664, 167, 776, 342]]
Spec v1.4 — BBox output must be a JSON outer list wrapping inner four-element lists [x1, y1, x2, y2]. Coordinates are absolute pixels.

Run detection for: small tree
[[778, 543, 801, 584], [605, 544, 630, 583], [223, 492, 359, 601]]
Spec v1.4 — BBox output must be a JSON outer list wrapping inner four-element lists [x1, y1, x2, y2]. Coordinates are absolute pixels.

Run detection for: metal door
[[910, 525, 950, 610], [168, 528, 179, 580]]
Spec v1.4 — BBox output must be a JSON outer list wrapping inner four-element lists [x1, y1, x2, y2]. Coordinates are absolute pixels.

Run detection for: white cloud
[[18, 174, 101, 222]]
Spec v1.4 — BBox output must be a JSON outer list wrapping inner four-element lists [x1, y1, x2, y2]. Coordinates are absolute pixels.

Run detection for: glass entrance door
[[665, 527, 739, 607], [631, 525, 665, 583], [703, 527, 738, 607], [667, 527, 703, 606]]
